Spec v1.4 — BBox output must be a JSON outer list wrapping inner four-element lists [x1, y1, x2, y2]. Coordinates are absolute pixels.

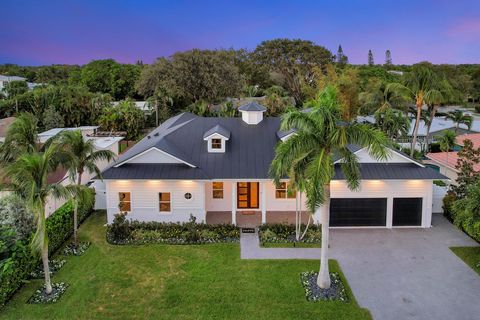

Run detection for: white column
[[423, 181, 433, 228], [200, 182, 206, 223], [386, 197, 393, 228], [231, 181, 236, 225], [261, 182, 266, 224]]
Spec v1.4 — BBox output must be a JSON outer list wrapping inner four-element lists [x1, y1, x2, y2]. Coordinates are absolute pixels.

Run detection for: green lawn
[[0, 212, 371, 320], [451, 247, 480, 276]]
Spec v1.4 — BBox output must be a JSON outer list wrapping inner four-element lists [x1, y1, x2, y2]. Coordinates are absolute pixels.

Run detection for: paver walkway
[[240, 214, 480, 320]]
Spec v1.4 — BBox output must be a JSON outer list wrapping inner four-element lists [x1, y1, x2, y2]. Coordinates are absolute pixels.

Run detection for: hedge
[[258, 223, 322, 245], [107, 214, 240, 245], [0, 193, 95, 309]]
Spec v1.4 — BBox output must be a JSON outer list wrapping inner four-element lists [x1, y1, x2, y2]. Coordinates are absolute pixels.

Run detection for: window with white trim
[[275, 182, 296, 199], [211, 138, 222, 149], [119, 192, 131, 212], [212, 182, 224, 199], [159, 192, 171, 212]]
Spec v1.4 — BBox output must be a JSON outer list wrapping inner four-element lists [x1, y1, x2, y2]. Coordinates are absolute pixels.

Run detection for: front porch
[[206, 210, 311, 227]]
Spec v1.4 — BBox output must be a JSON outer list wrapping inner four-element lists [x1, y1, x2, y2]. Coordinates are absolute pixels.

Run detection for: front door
[[237, 182, 259, 209]]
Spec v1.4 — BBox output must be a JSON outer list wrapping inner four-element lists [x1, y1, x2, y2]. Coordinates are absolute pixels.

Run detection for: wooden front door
[[237, 182, 259, 209]]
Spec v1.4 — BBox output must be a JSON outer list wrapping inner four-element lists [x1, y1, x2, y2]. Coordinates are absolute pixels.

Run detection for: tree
[[368, 50, 374, 66], [359, 79, 409, 115], [55, 130, 114, 247], [437, 130, 456, 164], [446, 110, 473, 133], [385, 50, 392, 66], [253, 39, 333, 104], [270, 86, 389, 288], [98, 100, 145, 140], [0, 194, 35, 241], [452, 178, 480, 242], [336, 45, 348, 67], [374, 108, 410, 140], [42, 105, 65, 130], [425, 78, 453, 142], [451, 139, 480, 199], [4, 145, 68, 294], [0, 113, 39, 164]]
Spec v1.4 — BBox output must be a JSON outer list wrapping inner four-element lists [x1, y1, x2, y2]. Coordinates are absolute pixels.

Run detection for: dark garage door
[[393, 198, 422, 226], [330, 198, 387, 227]]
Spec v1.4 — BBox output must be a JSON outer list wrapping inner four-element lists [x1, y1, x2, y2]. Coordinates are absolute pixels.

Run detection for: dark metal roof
[[276, 128, 296, 139], [103, 112, 448, 181], [333, 163, 446, 180], [203, 124, 231, 139], [238, 102, 267, 112]]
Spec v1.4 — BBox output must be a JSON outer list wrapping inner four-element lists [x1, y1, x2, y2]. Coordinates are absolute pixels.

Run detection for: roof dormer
[[238, 102, 267, 125], [203, 124, 230, 153]]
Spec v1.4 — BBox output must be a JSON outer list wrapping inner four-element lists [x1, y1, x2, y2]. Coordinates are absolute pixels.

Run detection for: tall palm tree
[[446, 110, 473, 134], [438, 130, 456, 165], [270, 86, 389, 289], [4, 145, 68, 294], [373, 108, 410, 140], [359, 79, 409, 115], [0, 113, 39, 164], [55, 130, 115, 247], [425, 78, 453, 140]]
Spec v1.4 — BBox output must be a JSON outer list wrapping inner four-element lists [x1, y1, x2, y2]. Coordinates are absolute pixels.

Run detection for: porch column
[[261, 182, 266, 224], [386, 197, 393, 228], [231, 181, 236, 225]]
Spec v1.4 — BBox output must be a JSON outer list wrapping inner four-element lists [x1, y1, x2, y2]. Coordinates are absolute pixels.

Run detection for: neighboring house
[[112, 101, 149, 112], [0, 74, 41, 93], [425, 133, 480, 184], [41, 126, 124, 215], [0, 117, 15, 143], [100, 102, 445, 228]]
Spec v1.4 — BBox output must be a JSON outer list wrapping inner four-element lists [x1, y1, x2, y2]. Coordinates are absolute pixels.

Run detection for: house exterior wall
[[205, 181, 233, 211], [105, 180, 206, 223]]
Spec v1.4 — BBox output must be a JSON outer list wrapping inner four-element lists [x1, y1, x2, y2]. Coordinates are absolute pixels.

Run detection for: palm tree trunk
[[41, 246, 53, 294], [73, 173, 82, 247], [295, 193, 300, 241], [410, 106, 422, 157], [300, 214, 311, 240], [426, 105, 437, 150], [317, 183, 331, 289]]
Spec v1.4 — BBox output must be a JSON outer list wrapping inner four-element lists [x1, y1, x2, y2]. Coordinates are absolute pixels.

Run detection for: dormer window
[[211, 138, 222, 149], [203, 124, 230, 153]]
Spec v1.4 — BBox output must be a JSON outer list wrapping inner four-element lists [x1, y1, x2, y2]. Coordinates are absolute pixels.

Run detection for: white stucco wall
[[105, 180, 206, 223]]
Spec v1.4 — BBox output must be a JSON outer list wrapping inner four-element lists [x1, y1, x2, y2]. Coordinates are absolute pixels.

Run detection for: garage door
[[393, 198, 422, 226], [330, 198, 387, 227]]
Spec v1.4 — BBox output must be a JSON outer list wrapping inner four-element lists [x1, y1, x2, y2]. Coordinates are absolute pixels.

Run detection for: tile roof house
[[425, 133, 480, 184], [101, 103, 445, 228]]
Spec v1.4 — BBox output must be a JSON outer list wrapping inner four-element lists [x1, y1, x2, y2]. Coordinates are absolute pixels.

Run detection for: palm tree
[[389, 65, 443, 157], [55, 130, 115, 247], [359, 79, 409, 115], [446, 110, 473, 134], [4, 145, 68, 294], [438, 130, 456, 165], [270, 86, 389, 288], [0, 113, 39, 164], [425, 78, 453, 140], [373, 108, 410, 140]]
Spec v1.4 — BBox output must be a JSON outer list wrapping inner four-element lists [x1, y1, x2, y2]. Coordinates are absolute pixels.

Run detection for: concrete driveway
[[329, 214, 480, 320]]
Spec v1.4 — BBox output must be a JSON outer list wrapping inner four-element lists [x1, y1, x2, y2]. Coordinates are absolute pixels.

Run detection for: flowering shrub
[[27, 282, 69, 304], [258, 224, 321, 245], [29, 259, 66, 279], [107, 214, 240, 245], [62, 242, 91, 256], [300, 271, 348, 302]]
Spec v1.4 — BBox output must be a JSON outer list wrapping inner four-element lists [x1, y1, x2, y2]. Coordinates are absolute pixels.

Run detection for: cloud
[[447, 17, 480, 41]]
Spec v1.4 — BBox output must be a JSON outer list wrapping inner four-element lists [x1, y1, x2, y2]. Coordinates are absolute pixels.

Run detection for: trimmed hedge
[[0, 194, 94, 309], [107, 214, 240, 245], [258, 223, 322, 245]]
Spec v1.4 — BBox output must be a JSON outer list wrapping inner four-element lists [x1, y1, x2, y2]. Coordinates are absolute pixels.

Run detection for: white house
[[101, 102, 446, 228]]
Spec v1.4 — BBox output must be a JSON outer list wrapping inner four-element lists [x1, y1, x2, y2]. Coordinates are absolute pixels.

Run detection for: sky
[[1, 0, 479, 66]]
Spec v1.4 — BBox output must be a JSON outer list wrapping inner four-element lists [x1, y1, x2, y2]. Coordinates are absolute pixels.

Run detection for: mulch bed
[[300, 271, 348, 302], [27, 282, 69, 304], [62, 241, 91, 256]]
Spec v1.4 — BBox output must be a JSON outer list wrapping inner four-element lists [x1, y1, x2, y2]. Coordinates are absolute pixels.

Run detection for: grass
[[451, 247, 480, 276], [261, 242, 320, 248], [0, 212, 371, 320]]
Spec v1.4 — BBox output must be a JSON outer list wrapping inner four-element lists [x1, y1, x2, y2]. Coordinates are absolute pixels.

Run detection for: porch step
[[241, 228, 256, 234]]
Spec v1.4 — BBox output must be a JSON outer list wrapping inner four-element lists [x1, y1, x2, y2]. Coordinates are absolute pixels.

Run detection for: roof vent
[[154, 132, 160, 137], [238, 102, 267, 125]]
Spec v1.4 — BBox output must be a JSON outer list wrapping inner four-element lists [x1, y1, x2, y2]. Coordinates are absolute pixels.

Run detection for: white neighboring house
[[42, 127, 124, 215], [100, 102, 446, 228], [0, 75, 42, 93]]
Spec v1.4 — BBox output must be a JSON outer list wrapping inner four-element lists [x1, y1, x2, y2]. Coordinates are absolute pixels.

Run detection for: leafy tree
[[269, 86, 389, 288], [437, 130, 456, 164], [42, 105, 65, 130], [5, 145, 68, 294], [385, 50, 392, 66], [0, 194, 35, 241], [452, 178, 480, 242], [253, 39, 333, 104], [446, 110, 473, 133], [368, 50, 374, 66], [98, 100, 145, 140], [336, 45, 348, 67], [451, 139, 480, 198], [3, 80, 28, 98], [55, 130, 114, 247]]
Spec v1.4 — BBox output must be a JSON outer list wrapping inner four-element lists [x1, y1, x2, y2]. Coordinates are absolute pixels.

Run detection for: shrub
[[106, 215, 240, 245], [258, 223, 322, 244], [0, 194, 35, 241], [442, 191, 457, 222]]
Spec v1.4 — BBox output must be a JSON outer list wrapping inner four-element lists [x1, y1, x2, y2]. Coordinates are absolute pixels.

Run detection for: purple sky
[[1, 0, 479, 66]]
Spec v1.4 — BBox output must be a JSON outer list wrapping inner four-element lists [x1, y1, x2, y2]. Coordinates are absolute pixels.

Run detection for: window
[[212, 182, 223, 199], [184, 192, 192, 200], [159, 192, 171, 212], [118, 192, 131, 212], [275, 182, 296, 199], [211, 138, 222, 149]]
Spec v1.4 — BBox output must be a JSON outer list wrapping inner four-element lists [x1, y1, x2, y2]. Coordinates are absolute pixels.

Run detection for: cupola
[[238, 102, 267, 125]]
